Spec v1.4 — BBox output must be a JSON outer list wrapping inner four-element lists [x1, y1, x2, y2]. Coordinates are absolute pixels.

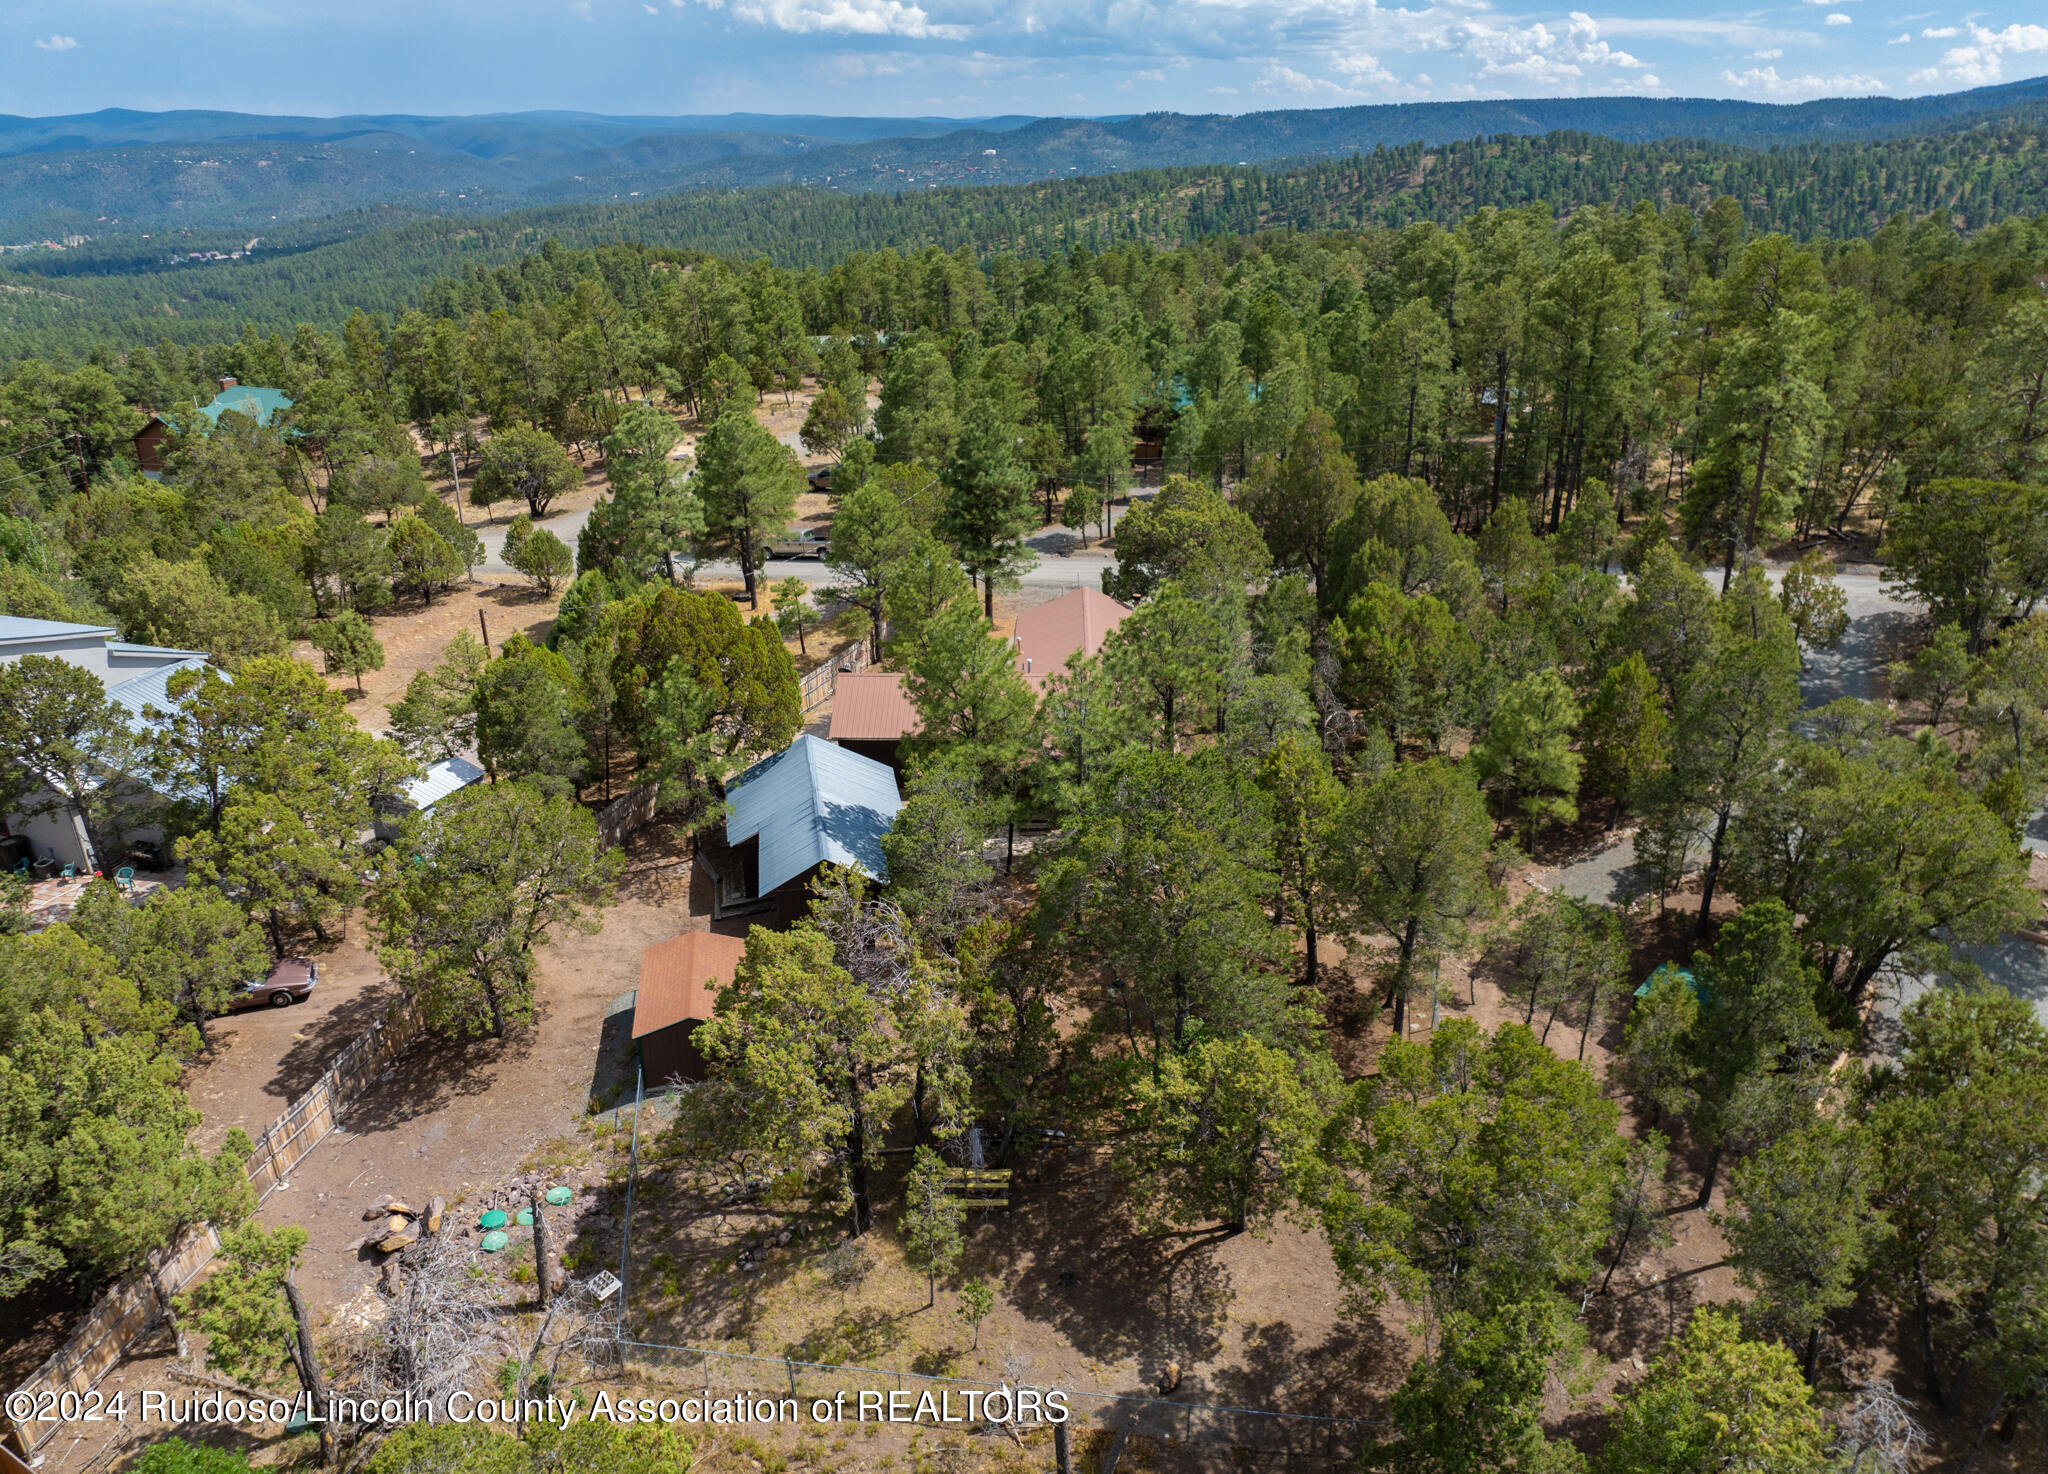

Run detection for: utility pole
[[449, 449, 466, 527]]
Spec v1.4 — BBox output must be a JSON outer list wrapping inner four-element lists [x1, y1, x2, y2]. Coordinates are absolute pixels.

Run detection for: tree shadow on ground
[[1583, 1249, 1716, 1363], [1211, 1314, 1404, 1423], [254, 978, 406, 1106], [318, 1021, 531, 1140], [623, 1170, 832, 1353]]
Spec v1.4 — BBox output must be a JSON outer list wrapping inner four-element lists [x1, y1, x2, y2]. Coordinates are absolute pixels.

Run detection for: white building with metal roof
[[0, 616, 213, 873]]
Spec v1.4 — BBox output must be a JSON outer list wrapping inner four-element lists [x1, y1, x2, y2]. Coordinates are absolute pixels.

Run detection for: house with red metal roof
[[824, 587, 1130, 770]]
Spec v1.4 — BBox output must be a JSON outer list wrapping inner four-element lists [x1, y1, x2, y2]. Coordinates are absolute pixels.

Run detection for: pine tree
[[940, 401, 1038, 619], [1471, 669, 1581, 847], [902, 1147, 964, 1307], [311, 610, 385, 695]]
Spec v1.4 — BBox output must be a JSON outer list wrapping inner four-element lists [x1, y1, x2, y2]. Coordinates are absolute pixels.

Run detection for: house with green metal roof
[[133, 378, 297, 476], [1633, 962, 1704, 1002], [200, 379, 293, 428]]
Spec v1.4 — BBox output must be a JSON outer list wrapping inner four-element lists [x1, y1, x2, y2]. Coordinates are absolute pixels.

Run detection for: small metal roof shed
[[404, 757, 487, 811], [724, 734, 902, 897], [374, 757, 486, 841], [827, 670, 922, 744]]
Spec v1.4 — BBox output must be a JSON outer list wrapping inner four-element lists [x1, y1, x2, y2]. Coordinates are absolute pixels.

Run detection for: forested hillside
[[4, 75, 2044, 234], [5, 117, 2047, 362], [4, 181, 2047, 1469]]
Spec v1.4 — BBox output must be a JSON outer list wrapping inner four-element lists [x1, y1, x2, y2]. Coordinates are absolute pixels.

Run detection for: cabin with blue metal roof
[[703, 734, 903, 926]]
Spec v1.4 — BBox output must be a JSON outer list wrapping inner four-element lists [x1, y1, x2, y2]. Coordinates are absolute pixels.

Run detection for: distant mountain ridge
[[0, 109, 1045, 158], [6, 114, 2044, 365], [1, 77, 2044, 236]]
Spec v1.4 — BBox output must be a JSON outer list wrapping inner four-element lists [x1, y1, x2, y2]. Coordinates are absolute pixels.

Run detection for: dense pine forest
[[4, 116, 2047, 361], [4, 156, 2048, 1472]]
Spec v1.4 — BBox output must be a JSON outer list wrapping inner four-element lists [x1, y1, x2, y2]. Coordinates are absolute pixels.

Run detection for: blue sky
[[7, 2, 2047, 119]]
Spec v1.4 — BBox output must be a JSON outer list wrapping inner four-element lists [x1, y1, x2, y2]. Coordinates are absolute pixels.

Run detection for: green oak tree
[[1597, 1309, 1833, 1474], [1116, 1033, 1334, 1238]]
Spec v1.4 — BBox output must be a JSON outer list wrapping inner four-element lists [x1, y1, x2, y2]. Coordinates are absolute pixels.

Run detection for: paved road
[[1759, 566, 1916, 710], [1552, 563, 1915, 905], [471, 501, 596, 574], [1544, 561, 2048, 1022], [473, 493, 1118, 591]]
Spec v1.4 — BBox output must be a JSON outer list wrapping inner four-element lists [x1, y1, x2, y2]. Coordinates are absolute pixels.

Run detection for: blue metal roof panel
[[105, 658, 213, 723], [107, 641, 209, 659], [405, 757, 486, 811], [725, 734, 902, 895], [0, 615, 119, 644]]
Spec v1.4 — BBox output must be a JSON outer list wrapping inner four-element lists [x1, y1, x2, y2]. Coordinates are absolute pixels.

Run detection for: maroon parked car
[[231, 958, 318, 1011]]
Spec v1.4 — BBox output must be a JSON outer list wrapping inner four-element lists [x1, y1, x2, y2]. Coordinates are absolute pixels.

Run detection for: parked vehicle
[[231, 957, 318, 1010], [768, 528, 831, 560]]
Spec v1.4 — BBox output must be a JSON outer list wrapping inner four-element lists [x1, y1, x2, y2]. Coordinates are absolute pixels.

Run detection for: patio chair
[[58, 865, 75, 883], [115, 866, 136, 893]]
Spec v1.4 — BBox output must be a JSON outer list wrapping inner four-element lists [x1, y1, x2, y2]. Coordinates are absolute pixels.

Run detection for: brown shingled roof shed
[[633, 931, 745, 1086]]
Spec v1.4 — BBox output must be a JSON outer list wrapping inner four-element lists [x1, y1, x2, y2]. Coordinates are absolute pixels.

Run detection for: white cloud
[[1256, 64, 1343, 96], [690, 0, 969, 41], [1442, 10, 1647, 89], [1721, 65, 1886, 97], [1887, 32, 1909, 44], [33, 34, 80, 50], [644, 4, 658, 13], [1824, 13, 1852, 25], [1207, 85, 1239, 95], [1752, 47, 1783, 58], [1331, 50, 1401, 88], [1909, 22, 2048, 86], [822, 51, 903, 79], [1921, 26, 1959, 38]]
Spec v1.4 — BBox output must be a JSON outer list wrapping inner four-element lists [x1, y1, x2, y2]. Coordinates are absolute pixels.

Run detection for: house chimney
[[1025, 658, 1032, 673], [219, 376, 238, 391]]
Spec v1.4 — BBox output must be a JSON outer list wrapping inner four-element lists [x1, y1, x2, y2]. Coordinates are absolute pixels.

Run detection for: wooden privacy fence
[[799, 638, 872, 715], [596, 782, 660, 849], [2, 997, 424, 1457]]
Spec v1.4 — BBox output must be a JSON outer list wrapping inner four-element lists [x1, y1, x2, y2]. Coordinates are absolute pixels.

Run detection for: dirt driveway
[[186, 930, 399, 1154], [174, 825, 729, 1311]]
